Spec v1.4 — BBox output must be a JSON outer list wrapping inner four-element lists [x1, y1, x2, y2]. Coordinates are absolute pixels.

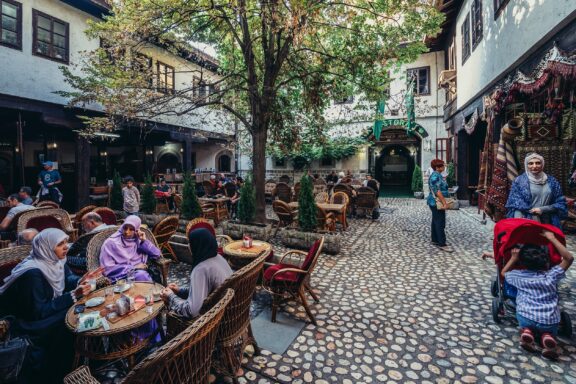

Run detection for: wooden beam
[[75, 135, 91, 210]]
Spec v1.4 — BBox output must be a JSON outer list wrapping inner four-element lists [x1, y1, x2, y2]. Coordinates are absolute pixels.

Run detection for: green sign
[[378, 119, 429, 139]]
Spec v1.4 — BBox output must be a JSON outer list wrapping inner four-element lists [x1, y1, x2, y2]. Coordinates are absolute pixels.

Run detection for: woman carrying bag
[[427, 159, 454, 253]]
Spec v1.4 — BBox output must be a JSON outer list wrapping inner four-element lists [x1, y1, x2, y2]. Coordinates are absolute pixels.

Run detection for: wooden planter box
[[279, 229, 341, 255], [220, 221, 273, 241]]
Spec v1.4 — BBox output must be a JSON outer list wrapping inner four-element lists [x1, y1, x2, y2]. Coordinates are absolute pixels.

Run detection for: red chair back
[[27, 216, 63, 232]]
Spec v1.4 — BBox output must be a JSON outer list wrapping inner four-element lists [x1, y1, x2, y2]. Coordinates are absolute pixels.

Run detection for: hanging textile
[[478, 108, 495, 192], [372, 99, 386, 141], [485, 134, 518, 221], [463, 108, 480, 135]]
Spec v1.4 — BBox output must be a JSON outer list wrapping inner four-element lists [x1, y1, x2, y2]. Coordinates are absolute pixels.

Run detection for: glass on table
[[87, 279, 97, 292]]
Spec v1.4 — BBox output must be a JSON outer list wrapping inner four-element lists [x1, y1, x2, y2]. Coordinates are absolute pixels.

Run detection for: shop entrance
[[375, 145, 415, 195]]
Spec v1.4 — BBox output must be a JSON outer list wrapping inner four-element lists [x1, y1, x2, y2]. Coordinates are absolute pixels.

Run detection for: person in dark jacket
[[0, 228, 93, 383]]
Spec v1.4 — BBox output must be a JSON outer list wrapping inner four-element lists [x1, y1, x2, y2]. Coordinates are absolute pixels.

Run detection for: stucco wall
[[0, 0, 232, 134], [455, 0, 576, 108]]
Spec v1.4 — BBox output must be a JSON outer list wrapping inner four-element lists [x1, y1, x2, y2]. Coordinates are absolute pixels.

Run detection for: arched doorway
[[218, 154, 231, 172], [157, 152, 182, 174], [375, 145, 415, 193]]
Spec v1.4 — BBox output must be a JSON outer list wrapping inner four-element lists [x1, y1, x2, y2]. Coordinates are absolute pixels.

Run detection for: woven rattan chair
[[313, 184, 327, 195], [173, 194, 183, 213], [264, 182, 276, 202], [0, 245, 32, 284], [4, 207, 45, 235], [331, 191, 350, 207], [66, 231, 100, 275], [355, 186, 378, 218], [64, 289, 234, 384], [17, 208, 78, 241], [167, 253, 267, 383], [316, 206, 336, 232], [185, 218, 232, 254], [272, 200, 298, 236], [86, 227, 171, 287], [73, 205, 97, 234], [92, 207, 118, 226], [36, 200, 59, 209], [152, 216, 180, 262], [314, 191, 329, 203], [202, 180, 215, 196], [274, 182, 292, 203], [262, 237, 324, 325]]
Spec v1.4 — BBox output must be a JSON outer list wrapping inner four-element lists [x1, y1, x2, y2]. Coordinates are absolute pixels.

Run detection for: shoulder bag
[[0, 317, 30, 383]]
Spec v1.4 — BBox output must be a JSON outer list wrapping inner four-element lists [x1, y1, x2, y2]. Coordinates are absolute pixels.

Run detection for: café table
[[222, 240, 272, 270], [65, 282, 164, 368], [198, 196, 230, 225], [289, 202, 347, 230]]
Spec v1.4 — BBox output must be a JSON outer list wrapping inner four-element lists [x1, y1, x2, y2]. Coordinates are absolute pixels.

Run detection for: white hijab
[[0, 228, 69, 298], [524, 153, 548, 185]]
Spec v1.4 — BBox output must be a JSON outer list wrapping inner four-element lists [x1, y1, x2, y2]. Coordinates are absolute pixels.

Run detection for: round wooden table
[[222, 240, 272, 269], [65, 282, 164, 367]]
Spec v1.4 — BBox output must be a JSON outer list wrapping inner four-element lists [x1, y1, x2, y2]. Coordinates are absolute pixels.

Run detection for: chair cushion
[[27, 216, 63, 232], [301, 240, 321, 270], [98, 211, 117, 226], [189, 222, 216, 237], [264, 263, 299, 282]]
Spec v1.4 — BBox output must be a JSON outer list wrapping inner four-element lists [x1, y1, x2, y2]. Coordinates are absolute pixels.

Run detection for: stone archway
[[215, 150, 234, 172], [157, 152, 182, 174]]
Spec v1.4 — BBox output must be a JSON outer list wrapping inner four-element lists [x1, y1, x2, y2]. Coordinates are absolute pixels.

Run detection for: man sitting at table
[[0, 194, 36, 239], [67, 212, 114, 274], [18, 186, 34, 205], [162, 228, 232, 318], [155, 178, 174, 210]]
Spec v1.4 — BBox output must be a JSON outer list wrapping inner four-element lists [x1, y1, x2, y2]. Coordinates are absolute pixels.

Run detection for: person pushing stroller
[[501, 230, 573, 359]]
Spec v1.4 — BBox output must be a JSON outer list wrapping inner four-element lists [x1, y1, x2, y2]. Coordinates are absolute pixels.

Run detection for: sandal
[[520, 328, 536, 352], [541, 333, 557, 349]]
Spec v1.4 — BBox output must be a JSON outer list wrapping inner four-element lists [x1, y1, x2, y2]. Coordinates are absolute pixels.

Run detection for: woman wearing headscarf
[[99, 215, 161, 283], [0, 228, 92, 383], [506, 153, 567, 228], [161, 228, 233, 318]]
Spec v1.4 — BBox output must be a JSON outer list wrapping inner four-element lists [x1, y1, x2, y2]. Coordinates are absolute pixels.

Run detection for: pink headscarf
[[99, 215, 146, 280]]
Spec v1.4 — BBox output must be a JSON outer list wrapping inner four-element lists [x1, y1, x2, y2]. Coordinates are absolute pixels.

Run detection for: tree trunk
[[252, 128, 268, 223]]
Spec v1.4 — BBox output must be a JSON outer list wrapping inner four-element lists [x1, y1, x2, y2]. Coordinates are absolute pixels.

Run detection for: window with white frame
[[407, 67, 430, 96]]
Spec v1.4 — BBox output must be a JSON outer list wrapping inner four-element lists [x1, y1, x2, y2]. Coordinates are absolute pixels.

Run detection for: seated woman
[[99, 215, 162, 283], [0, 228, 93, 383], [161, 228, 233, 318]]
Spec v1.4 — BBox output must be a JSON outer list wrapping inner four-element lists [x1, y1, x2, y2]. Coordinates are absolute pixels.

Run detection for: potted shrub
[[139, 174, 157, 215], [280, 174, 341, 254], [221, 174, 273, 240], [411, 165, 424, 199]]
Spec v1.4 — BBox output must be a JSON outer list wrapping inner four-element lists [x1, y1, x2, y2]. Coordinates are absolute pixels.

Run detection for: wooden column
[[183, 139, 193, 172], [75, 135, 90, 210]]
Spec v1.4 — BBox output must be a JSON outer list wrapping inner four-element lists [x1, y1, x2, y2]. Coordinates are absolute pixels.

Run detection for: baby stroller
[[490, 218, 572, 337]]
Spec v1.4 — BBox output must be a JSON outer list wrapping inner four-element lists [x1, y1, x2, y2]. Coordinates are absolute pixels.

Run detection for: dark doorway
[[157, 152, 181, 174], [375, 145, 415, 195], [218, 154, 231, 172]]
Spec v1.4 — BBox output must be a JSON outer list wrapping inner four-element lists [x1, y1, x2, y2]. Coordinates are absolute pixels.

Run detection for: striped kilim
[[486, 136, 518, 221]]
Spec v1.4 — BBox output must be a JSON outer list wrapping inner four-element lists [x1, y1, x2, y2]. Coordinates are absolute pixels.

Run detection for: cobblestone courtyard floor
[[178, 198, 576, 383]]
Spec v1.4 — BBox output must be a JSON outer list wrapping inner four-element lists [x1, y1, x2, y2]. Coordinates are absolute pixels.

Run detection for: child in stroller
[[490, 218, 573, 359]]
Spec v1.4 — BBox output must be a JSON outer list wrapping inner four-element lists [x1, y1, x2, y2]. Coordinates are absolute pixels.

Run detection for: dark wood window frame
[[461, 13, 471, 65], [133, 52, 153, 88], [156, 60, 175, 94], [436, 137, 452, 163], [407, 66, 431, 96], [471, 0, 483, 50], [494, 0, 511, 20], [334, 95, 354, 105], [0, 0, 22, 50], [274, 157, 286, 168], [32, 9, 69, 64], [320, 157, 335, 167]]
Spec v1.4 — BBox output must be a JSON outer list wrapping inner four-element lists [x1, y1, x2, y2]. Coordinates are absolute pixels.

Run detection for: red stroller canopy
[[493, 218, 565, 267]]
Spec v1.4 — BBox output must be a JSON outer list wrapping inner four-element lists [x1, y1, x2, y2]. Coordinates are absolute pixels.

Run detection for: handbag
[[435, 197, 458, 210], [0, 317, 30, 383]]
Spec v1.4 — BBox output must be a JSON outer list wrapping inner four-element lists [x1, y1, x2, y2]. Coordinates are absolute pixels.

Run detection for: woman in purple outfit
[[99, 215, 161, 283]]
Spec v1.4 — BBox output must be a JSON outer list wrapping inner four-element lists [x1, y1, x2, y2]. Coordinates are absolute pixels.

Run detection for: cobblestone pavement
[[175, 198, 576, 383]]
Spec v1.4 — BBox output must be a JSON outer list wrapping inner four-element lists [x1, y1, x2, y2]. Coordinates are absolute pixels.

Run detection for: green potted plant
[[181, 172, 203, 220], [280, 174, 341, 254], [411, 165, 424, 199], [221, 174, 273, 240], [140, 174, 156, 214], [109, 170, 124, 210]]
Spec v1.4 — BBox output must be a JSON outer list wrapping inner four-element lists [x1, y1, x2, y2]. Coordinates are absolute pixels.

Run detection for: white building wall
[[455, 0, 576, 108], [0, 0, 232, 135]]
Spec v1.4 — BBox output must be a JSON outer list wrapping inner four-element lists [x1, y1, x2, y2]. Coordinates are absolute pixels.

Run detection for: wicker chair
[[167, 253, 267, 383], [202, 180, 215, 196], [92, 207, 119, 226], [0, 245, 32, 284], [273, 182, 292, 203], [264, 182, 277, 202], [36, 200, 59, 209], [66, 231, 100, 275], [355, 186, 378, 218], [313, 184, 327, 195], [64, 289, 235, 384], [152, 216, 180, 262], [316, 206, 336, 232], [272, 200, 298, 236], [331, 191, 350, 206], [262, 237, 324, 325], [86, 227, 171, 287], [173, 194, 183, 213], [185, 218, 233, 253], [73, 205, 97, 234], [17, 208, 78, 241], [314, 191, 329, 204]]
